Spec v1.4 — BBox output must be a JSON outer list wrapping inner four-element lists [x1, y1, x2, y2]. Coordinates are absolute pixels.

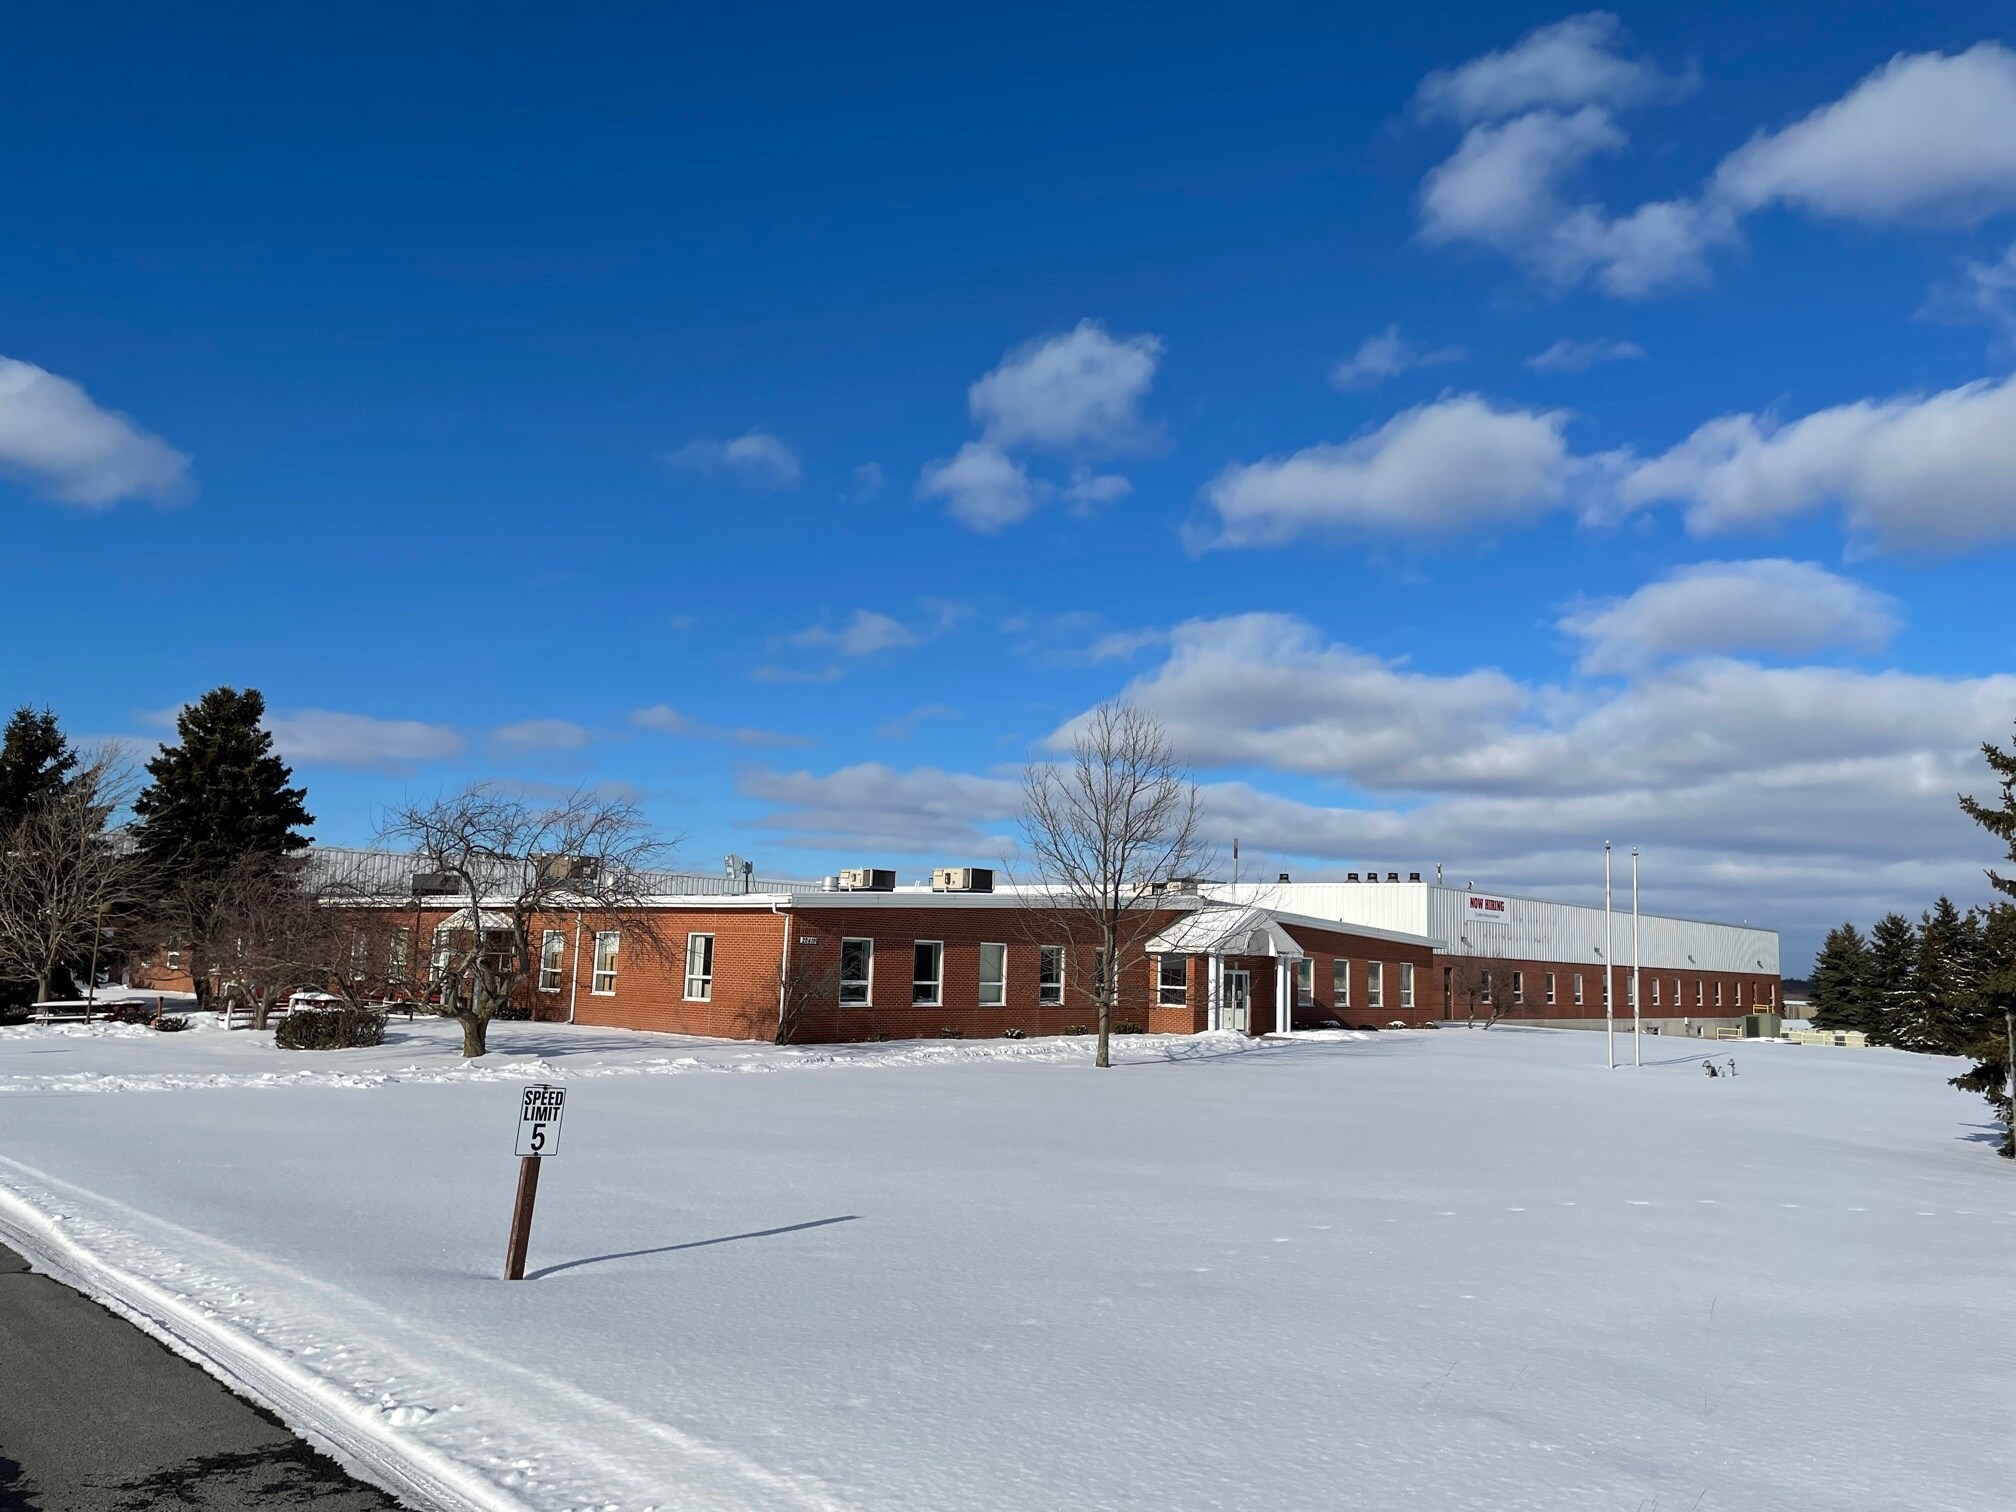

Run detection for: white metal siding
[[1228, 881, 1778, 976]]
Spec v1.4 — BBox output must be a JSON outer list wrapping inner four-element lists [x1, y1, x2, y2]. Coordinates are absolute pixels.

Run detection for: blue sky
[[7, 4, 2016, 966]]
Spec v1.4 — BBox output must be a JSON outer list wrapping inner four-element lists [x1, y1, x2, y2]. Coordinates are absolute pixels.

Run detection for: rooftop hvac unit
[[410, 871, 459, 896], [1409, 872, 1422, 882], [536, 854, 601, 884], [1144, 877, 1200, 897], [1277, 872, 1291, 883], [837, 868, 897, 892], [1386, 872, 1400, 882], [931, 867, 994, 893], [1346, 872, 1360, 882]]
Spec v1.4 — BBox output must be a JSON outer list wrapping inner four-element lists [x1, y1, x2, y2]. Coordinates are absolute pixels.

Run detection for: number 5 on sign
[[515, 1084, 566, 1157]]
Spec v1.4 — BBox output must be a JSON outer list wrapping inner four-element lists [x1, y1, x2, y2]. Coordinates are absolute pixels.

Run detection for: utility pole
[[1604, 841, 1614, 1070], [1631, 847, 1641, 1067]]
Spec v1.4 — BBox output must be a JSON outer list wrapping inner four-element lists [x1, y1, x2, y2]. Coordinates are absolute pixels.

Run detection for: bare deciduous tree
[[380, 785, 677, 1057], [1018, 702, 1209, 1068], [0, 754, 147, 1004], [199, 855, 414, 1028], [1449, 957, 1504, 1030]]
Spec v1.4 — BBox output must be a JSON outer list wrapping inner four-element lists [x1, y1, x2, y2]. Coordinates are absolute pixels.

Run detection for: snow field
[[0, 1018, 2008, 1511]]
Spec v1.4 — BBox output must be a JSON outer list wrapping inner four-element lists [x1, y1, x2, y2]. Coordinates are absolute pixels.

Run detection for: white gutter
[[770, 899, 793, 1038]]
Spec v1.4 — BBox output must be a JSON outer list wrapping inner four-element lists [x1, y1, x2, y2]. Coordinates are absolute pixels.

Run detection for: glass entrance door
[[1224, 970, 1250, 1033]]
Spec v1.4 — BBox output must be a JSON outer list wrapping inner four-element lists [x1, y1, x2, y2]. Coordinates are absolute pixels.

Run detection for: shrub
[[153, 1015, 190, 1033], [275, 1005, 388, 1051], [937, 1026, 964, 1039], [1002, 1027, 1028, 1040], [1114, 1021, 1144, 1035], [867, 1031, 893, 1042], [1063, 1024, 1089, 1035]]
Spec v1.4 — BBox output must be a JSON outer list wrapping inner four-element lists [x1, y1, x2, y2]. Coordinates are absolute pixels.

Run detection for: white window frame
[[591, 930, 621, 996], [431, 924, 455, 984], [1399, 962, 1415, 1010], [839, 937, 873, 1007], [538, 928, 565, 992], [1511, 969, 1524, 1006], [1293, 957, 1314, 1006], [913, 941, 943, 1007], [1157, 953, 1188, 1007], [1333, 958, 1351, 1009], [683, 932, 714, 1001], [1694, 979, 1704, 1007], [1573, 972, 1584, 1006], [350, 933, 369, 981], [1366, 960, 1384, 1010], [165, 949, 182, 971], [1714, 979, 1723, 1008], [1545, 970, 1556, 1006], [1481, 970, 1493, 1003], [1038, 945, 1065, 1006], [978, 943, 1007, 1007], [1651, 976, 1661, 1008], [387, 928, 409, 981]]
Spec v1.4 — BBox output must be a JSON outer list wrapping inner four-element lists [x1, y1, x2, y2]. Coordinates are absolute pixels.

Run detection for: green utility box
[[1742, 1012, 1784, 1038]]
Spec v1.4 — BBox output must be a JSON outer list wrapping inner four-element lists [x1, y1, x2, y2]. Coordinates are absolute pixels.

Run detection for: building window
[[1038, 945, 1064, 1006], [1715, 980, 1723, 1008], [1573, 973, 1584, 1006], [1627, 976, 1636, 1007], [682, 933, 713, 1000], [387, 929, 408, 981], [1158, 953, 1188, 1006], [1768, 980, 1776, 1007], [1694, 979, 1703, 1007], [539, 929, 565, 992], [350, 934, 369, 981], [1511, 970, 1524, 1006], [1295, 958, 1314, 1006], [1545, 971, 1557, 1006], [431, 925, 454, 984], [592, 931, 621, 995], [979, 943, 1007, 1007], [1093, 947, 1109, 1000], [1481, 971, 1493, 1003], [1367, 961, 1384, 1010], [913, 941, 943, 1006], [1333, 959, 1351, 1008], [1399, 962, 1415, 1009], [165, 949, 182, 971], [839, 938, 873, 1006], [1651, 976, 1661, 1008]]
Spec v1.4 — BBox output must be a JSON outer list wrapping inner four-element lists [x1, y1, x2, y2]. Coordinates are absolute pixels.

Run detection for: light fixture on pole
[[1631, 846, 1641, 1067], [1604, 841, 1614, 1070]]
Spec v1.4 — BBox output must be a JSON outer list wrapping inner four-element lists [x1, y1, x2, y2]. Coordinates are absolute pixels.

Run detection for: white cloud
[[1559, 560, 1900, 673], [0, 356, 190, 507], [740, 763, 1021, 855], [846, 461, 885, 501], [1199, 395, 1575, 546], [791, 609, 919, 657], [917, 441, 1050, 531], [1330, 326, 1467, 389], [875, 704, 961, 741], [1418, 106, 1625, 254], [631, 705, 808, 749], [1413, 37, 2016, 297], [1063, 466, 1132, 508], [1714, 44, 2016, 223], [492, 718, 591, 750], [262, 710, 465, 771], [967, 320, 1162, 454], [1954, 241, 2016, 334], [1526, 336, 1647, 372], [664, 430, 801, 492], [1619, 373, 2016, 549], [1414, 12, 1688, 124]]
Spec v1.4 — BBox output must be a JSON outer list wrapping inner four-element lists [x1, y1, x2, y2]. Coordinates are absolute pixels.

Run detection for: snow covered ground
[[0, 1017, 2006, 1512]]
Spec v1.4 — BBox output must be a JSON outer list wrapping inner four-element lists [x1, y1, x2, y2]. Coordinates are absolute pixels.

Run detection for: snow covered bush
[[276, 1005, 388, 1051], [1114, 1021, 1143, 1034], [1002, 1027, 1028, 1039]]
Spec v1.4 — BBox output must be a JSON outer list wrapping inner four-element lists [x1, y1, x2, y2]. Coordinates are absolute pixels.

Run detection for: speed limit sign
[[514, 1083, 567, 1158]]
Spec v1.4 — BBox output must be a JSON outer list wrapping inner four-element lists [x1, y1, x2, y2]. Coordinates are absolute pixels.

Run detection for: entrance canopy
[[436, 907, 513, 932], [1146, 904, 1304, 960]]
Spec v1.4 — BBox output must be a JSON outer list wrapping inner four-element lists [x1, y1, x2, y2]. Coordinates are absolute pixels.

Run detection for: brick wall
[[1429, 952, 1779, 1024]]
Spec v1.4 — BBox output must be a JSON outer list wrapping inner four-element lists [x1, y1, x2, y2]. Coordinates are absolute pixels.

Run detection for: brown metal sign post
[[504, 1083, 566, 1280]]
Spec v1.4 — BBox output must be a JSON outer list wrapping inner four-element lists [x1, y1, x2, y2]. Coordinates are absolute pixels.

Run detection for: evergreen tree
[[1902, 897, 1975, 1053], [0, 707, 78, 833], [1863, 912, 1920, 1045], [1809, 923, 1870, 1032], [1954, 719, 2016, 1156], [133, 688, 313, 879]]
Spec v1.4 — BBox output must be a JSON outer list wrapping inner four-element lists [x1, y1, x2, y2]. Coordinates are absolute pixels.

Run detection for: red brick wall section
[[1280, 923, 1440, 1029], [1428, 953, 1778, 1023]]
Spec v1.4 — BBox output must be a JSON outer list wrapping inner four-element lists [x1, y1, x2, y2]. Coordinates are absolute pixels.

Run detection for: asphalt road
[[0, 1242, 408, 1511]]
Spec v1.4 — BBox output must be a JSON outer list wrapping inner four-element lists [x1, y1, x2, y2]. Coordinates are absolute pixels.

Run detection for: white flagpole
[[1604, 841, 1614, 1070], [1632, 846, 1641, 1067]]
